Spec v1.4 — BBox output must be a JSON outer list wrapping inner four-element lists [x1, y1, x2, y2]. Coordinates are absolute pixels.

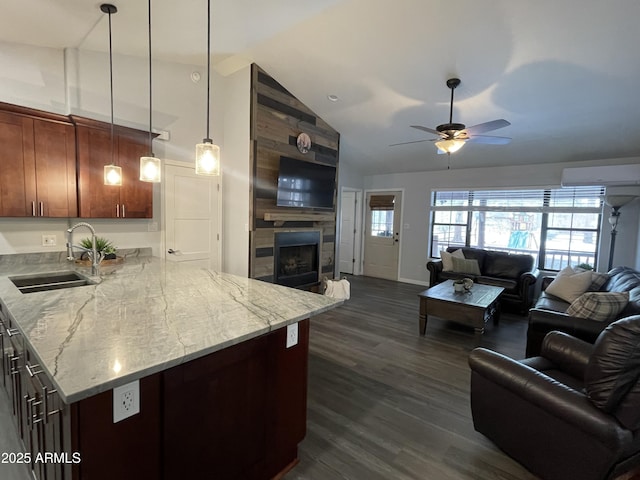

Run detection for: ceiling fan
[[392, 78, 511, 154]]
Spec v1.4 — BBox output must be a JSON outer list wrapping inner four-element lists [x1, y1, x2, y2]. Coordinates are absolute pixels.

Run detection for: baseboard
[[398, 277, 430, 287]]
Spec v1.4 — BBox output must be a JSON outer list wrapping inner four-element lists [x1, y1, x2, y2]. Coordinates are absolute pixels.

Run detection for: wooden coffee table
[[418, 280, 504, 334]]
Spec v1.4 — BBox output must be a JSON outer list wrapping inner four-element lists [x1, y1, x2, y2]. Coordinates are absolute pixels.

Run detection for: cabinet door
[[163, 335, 269, 479], [33, 119, 77, 218], [118, 129, 152, 218], [76, 125, 121, 218], [76, 123, 153, 219], [0, 111, 35, 216]]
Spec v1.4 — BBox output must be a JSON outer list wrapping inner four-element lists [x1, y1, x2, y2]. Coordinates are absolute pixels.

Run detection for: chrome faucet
[[66, 222, 101, 275]]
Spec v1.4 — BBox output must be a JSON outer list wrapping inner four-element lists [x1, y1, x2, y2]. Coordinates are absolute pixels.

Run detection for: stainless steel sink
[[10, 271, 95, 294]]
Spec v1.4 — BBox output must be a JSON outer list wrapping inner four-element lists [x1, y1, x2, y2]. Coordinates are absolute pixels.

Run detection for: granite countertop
[[0, 252, 343, 403]]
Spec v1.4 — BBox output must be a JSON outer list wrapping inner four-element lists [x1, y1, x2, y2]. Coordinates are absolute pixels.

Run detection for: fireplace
[[274, 231, 321, 288]]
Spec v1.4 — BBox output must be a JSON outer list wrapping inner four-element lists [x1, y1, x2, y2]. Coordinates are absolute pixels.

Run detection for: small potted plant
[[79, 236, 117, 260], [575, 263, 593, 271]]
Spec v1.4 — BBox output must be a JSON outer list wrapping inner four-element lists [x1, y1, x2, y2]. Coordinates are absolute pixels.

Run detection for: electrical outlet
[[286, 322, 298, 349], [113, 380, 140, 423], [42, 235, 56, 246]]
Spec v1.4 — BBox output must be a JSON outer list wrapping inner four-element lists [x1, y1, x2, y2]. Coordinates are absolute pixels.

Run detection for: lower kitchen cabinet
[[0, 316, 310, 480]]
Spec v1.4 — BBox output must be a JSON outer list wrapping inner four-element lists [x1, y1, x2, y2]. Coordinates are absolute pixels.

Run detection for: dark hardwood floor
[[289, 275, 539, 480]]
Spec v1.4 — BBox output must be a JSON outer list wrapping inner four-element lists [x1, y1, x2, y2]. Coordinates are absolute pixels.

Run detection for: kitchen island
[[0, 252, 343, 479]]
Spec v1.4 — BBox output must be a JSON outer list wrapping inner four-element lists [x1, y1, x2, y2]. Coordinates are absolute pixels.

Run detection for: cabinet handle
[[121, 204, 126, 218], [6, 328, 20, 337], [31, 201, 36, 217], [39, 201, 43, 217], [26, 394, 43, 428], [42, 386, 60, 423], [9, 355, 20, 375], [116, 204, 120, 218], [25, 362, 42, 377]]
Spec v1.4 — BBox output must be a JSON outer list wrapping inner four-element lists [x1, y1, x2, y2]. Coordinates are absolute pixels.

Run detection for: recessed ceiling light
[[327, 94, 339, 102]]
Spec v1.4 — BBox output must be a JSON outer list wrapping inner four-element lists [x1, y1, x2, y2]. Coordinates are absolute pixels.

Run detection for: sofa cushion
[[441, 249, 465, 271], [451, 256, 481, 275], [566, 292, 629, 322], [476, 276, 518, 292], [484, 251, 534, 279], [534, 292, 571, 313], [545, 266, 593, 303], [447, 247, 486, 272], [604, 267, 640, 318]]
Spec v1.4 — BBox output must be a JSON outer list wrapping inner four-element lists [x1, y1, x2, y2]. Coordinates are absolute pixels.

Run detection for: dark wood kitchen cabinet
[[0, 305, 310, 480], [72, 116, 153, 219], [0, 103, 77, 218]]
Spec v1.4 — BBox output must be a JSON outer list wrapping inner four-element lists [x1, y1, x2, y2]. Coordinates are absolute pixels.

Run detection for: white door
[[339, 191, 357, 274], [164, 161, 221, 269], [363, 191, 402, 280]]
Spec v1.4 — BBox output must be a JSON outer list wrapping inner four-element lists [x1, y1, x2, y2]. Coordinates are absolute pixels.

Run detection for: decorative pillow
[[440, 249, 465, 272], [451, 256, 481, 275], [574, 267, 610, 291], [566, 291, 629, 322], [545, 266, 593, 303]]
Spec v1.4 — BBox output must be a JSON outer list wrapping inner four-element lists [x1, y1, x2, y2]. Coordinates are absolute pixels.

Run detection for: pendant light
[[101, 4, 122, 186], [195, 0, 220, 176], [139, 0, 161, 183]]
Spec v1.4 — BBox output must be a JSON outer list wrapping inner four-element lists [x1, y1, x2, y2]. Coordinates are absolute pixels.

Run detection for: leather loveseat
[[526, 266, 640, 357], [469, 315, 640, 480], [426, 247, 539, 313]]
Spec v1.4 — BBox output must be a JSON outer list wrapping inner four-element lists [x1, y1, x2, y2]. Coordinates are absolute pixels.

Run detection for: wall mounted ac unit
[[561, 164, 640, 186]]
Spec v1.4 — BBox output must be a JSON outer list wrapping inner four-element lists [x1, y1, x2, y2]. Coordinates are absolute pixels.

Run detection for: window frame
[[430, 186, 604, 271]]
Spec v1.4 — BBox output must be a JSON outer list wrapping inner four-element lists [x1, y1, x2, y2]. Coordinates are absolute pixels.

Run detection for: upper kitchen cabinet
[[73, 116, 153, 219], [0, 103, 77, 218]]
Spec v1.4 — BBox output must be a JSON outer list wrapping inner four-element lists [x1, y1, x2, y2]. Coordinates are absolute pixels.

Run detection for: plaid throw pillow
[[566, 291, 629, 322]]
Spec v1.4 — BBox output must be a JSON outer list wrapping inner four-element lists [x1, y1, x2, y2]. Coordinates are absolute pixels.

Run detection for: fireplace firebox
[[274, 231, 321, 288]]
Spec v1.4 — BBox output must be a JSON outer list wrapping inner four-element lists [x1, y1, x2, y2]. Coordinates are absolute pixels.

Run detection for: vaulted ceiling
[[2, 0, 639, 175]]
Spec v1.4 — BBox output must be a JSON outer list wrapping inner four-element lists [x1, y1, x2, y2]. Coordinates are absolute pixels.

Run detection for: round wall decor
[[296, 133, 312, 154]]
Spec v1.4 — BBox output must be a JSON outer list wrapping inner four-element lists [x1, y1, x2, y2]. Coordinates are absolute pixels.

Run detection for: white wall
[[221, 66, 251, 276], [363, 157, 640, 285], [0, 41, 240, 259]]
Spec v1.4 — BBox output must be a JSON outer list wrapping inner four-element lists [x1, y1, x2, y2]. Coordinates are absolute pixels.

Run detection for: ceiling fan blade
[[464, 119, 511, 136], [389, 139, 432, 147], [466, 135, 511, 145], [410, 125, 444, 136]]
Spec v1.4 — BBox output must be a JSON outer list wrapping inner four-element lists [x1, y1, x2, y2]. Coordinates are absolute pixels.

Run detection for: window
[[369, 194, 395, 238], [430, 186, 604, 271]]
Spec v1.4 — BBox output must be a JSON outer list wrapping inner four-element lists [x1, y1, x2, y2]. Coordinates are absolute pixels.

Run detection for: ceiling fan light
[[435, 139, 466, 154], [140, 156, 161, 182]]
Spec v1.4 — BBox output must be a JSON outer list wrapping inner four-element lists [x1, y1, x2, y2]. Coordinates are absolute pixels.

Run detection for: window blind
[[432, 186, 603, 214]]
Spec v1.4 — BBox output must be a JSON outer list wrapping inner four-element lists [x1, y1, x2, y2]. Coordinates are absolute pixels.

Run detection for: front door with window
[[363, 191, 402, 280]]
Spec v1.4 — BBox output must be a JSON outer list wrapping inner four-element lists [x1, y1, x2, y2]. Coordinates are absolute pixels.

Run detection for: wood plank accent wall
[[249, 65, 340, 283]]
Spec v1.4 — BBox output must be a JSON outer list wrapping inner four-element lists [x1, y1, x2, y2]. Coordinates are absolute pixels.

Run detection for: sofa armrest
[[469, 348, 630, 448], [526, 308, 609, 356], [426, 260, 443, 287], [541, 275, 555, 291], [540, 331, 594, 379]]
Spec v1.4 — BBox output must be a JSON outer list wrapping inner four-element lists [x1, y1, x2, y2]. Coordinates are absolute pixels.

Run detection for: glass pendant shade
[[195, 141, 220, 176], [140, 156, 161, 182], [104, 165, 122, 186], [435, 139, 466, 154]]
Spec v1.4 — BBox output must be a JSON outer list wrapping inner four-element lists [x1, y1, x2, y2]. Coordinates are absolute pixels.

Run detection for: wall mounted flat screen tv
[[276, 156, 336, 210]]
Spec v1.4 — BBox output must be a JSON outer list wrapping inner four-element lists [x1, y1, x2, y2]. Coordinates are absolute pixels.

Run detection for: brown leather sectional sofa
[[526, 266, 640, 356]]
